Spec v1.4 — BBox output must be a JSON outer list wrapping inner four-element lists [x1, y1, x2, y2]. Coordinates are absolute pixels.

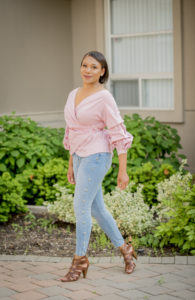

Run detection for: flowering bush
[[156, 160, 192, 221], [104, 183, 157, 236], [154, 160, 195, 254], [46, 185, 76, 225], [46, 182, 157, 237]]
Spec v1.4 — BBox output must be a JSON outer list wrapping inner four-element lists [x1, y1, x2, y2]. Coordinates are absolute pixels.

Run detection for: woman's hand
[[67, 165, 76, 184], [117, 170, 129, 190]]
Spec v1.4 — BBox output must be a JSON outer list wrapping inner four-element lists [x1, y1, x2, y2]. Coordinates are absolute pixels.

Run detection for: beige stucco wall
[[71, 0, 104, 88], [172, 112, 195, 172], [182, 0, 195, 111], [0, 0, 73, 124], [170, 0, 195, 172]]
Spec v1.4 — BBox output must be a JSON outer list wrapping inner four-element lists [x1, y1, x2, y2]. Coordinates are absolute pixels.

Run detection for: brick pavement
[[0, 255, 194, 300]]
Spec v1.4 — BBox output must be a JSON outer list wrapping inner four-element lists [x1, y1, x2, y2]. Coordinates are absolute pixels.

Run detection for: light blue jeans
[[72, 152, 124, 256]]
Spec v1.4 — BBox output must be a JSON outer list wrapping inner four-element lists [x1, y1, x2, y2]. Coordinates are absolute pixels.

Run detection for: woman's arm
[[117, 153, 129, 190], [67, 154, 76, 184], [101, 92, 132, 190], [69, 154, 73, 167]]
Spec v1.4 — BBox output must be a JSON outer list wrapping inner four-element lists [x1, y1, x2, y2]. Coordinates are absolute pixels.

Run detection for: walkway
[[0, 255, 195, 300]]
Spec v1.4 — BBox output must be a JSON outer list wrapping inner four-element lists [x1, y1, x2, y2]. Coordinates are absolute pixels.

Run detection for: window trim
[[104, 0, 183, 123]]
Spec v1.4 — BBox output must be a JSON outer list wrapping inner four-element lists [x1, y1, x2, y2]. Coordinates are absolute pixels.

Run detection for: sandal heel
[[60, 255, 89, 282], [120, 243, 137, 274], [82, 265, 89, 278], [133, 250, 137, 260]]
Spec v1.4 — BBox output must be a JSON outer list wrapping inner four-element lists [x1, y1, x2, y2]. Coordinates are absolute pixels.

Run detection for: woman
[[61, 51, 137, 282]]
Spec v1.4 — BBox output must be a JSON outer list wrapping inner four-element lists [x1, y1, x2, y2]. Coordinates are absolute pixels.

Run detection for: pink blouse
[[63, 87, 133, 157]]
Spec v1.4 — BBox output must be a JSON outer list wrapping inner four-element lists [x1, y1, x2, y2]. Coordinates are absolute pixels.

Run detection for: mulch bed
[[0, 212, 183, 257]]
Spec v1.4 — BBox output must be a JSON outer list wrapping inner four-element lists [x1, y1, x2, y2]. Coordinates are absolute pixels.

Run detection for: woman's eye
[[82, 64, 87, 67], [93, 66, 97, 69]]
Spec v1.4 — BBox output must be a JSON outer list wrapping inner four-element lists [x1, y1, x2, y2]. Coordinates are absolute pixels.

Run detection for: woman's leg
[[73, 152, 112, 256], [90, 178, 137, 275], [61, 152, 135, 282], [91, 186, 124, 248]]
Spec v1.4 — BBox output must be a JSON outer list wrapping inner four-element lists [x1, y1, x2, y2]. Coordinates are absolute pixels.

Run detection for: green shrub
[[154, 162, 195, 254], [0, 112, 188, 214], [138, 232, 161, 250], [103, 113, 186, 194], [0, 172, 28, 222], [127, 162, 176, 206], [16, 158, 74, 205], [0, 113, 68, 176], [125, 113, 185, 168], [46, 182, 157, 236]]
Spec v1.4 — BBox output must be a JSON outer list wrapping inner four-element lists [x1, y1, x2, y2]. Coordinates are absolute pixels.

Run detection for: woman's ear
[[101, 67, 105, 77]]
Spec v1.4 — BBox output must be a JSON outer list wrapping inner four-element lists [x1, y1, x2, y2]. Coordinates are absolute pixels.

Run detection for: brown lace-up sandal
[[60, 255, 89, 282], [120, 243, 137, 274]]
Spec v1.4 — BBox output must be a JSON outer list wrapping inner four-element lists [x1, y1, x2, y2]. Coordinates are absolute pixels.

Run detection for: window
[[104, 0, 183, 122]]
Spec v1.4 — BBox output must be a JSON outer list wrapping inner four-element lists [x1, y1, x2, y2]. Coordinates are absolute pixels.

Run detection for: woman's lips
[[83, 75, 92, 79]]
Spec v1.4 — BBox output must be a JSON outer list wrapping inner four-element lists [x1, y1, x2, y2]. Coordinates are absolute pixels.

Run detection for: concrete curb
[[27, 205, 48, 215], [0, 254, 194, 264]]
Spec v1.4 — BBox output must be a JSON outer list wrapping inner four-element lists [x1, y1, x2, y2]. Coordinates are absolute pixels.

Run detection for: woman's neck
[[82, 83, 102, 90]]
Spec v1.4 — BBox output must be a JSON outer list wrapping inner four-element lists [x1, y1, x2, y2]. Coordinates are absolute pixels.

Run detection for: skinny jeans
[[72, 152, 124, 256]]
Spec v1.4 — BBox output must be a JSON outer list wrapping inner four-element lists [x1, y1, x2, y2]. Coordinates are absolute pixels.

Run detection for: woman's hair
[[81, 51, 109, 84]]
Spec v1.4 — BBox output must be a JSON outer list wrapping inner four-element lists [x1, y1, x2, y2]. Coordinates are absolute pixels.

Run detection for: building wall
[[0, 0, 73, 127], [71, 0, 104, 88], [172, 112, 195, 173], [170, 0, 195, 172]]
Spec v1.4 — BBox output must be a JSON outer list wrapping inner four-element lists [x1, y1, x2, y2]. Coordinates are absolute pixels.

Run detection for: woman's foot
[[60, 255, 89, 282], [120, 243, 137, 274]]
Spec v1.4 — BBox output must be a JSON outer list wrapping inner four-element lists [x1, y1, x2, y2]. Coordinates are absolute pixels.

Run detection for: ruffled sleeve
[[63, 126, 70, 150], [102, 93, 133, 155]]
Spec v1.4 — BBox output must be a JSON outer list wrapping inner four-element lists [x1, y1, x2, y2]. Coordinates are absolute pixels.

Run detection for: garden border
[[24, 206, 195, 266]]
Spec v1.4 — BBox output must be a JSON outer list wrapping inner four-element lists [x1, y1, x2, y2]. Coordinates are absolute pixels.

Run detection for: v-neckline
[[74, 87, 106, 110]]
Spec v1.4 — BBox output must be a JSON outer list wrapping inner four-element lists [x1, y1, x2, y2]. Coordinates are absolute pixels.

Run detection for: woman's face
[[80, 55, 105, 85]]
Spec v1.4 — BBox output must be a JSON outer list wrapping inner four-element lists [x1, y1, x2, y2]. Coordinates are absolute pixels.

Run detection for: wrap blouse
[[63, 87, 133, 157]]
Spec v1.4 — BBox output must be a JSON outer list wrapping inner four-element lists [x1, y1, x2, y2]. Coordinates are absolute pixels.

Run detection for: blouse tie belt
[[69, 127, 105, 133]]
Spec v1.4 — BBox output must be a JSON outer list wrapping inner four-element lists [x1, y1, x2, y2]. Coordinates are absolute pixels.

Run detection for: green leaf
[[0, 163, 7, 172], [30, 157, 37, 168], [16, 157, 25, 168], [11, 150, 20, 157], [41, 157, 47, 164], [112, 157, 119, 164], [52, 138, 61, 146], [9, 157, 15, 167], [0, 151, 6, 160]]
